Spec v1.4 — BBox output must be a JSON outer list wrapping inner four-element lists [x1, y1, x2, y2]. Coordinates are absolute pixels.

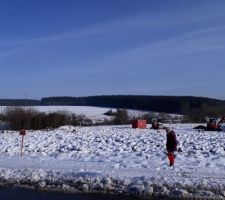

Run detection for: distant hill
[[41, 95, 225, 117], [1, 95, 224, 121], [0, 99, 41, 106]]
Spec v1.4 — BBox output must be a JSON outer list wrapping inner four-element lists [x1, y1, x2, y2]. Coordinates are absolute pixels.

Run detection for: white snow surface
[[33, 106, 117, 122], [0, 124, 225, 199], [2, 106, 114, 122], [2, 106, 183, 123]]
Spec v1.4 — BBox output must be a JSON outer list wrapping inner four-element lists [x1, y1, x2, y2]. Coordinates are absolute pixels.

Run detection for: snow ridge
[[0, 124, 225, 199]]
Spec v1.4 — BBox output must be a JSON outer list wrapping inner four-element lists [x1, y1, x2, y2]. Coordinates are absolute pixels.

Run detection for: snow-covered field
[[1, 106, 183, 123], [0, 124, 225, 199], [33, 106, 116, 122], [2, 106, 114, 122]]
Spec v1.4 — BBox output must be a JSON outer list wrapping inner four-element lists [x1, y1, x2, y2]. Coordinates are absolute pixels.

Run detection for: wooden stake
[[20, 135, 24, 157]]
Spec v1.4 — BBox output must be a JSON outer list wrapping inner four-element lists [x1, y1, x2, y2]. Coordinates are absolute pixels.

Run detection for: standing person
[[152, 120, 159, 129], [165, 127, 178, 166]]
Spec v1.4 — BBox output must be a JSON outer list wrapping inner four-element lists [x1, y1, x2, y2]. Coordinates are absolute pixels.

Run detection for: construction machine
[[151, 118, 164, 129], [194, 116, 225, 131], [206, 116, 225, 131]]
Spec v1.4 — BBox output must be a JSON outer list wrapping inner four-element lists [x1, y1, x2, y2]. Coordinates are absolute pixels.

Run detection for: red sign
[[19, 129, 26, 136], [132, 119, 147, 129]]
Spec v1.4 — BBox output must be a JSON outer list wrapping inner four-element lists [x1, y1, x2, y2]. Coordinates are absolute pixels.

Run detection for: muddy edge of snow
[[0, 169, 224, 200]]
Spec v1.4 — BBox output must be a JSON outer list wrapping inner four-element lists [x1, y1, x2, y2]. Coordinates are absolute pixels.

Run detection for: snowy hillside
[[2, 106, 114, 122], [1, 106, 183, 123], [34, 106, 116, 122], [0, 124, 225, 199], [33, 106, 183, 119]]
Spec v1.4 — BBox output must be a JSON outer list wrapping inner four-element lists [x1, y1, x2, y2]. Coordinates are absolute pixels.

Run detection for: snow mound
[[0, 124, 225, 199]]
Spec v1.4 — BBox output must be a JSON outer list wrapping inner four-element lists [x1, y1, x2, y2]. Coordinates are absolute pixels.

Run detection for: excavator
[[151, 118, 164, 129], [194, 116, 225, 131], [206, 117, 225, 131]]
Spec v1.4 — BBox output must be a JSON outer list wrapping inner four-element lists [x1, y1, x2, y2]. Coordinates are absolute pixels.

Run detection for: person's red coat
[[166, 131, 178, 152]]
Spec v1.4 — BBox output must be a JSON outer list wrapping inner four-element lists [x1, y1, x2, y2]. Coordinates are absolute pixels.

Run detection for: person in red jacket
[[165, 127, 178, 166]]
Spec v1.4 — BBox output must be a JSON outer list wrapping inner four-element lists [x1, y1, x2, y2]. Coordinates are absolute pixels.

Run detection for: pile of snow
[[0, 124, 225, 199]]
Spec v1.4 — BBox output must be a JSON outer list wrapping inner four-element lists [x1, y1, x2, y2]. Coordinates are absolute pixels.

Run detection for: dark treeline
[[1, 95, 225, 122], [3, 107, 93, 130], [41, 95, 225, 118], [3, 107, 133, 130]]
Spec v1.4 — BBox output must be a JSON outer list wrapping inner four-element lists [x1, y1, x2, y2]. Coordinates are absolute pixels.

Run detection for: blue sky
[[0, 0, 225, 99]]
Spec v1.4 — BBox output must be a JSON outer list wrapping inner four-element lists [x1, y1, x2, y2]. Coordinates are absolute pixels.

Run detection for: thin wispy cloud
[[0, 0, 225, 99], [70, 24, 225, 72], [0, 13, 154, 47], [1, 1, 225, 53]]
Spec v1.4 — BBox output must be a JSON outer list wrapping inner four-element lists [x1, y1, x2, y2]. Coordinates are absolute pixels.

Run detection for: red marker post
[[19, 129, 26, 157]]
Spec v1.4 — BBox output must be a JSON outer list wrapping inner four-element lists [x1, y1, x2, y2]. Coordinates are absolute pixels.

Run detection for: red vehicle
[[151, 119, 164, 130], [206, 117, 225, 131]]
